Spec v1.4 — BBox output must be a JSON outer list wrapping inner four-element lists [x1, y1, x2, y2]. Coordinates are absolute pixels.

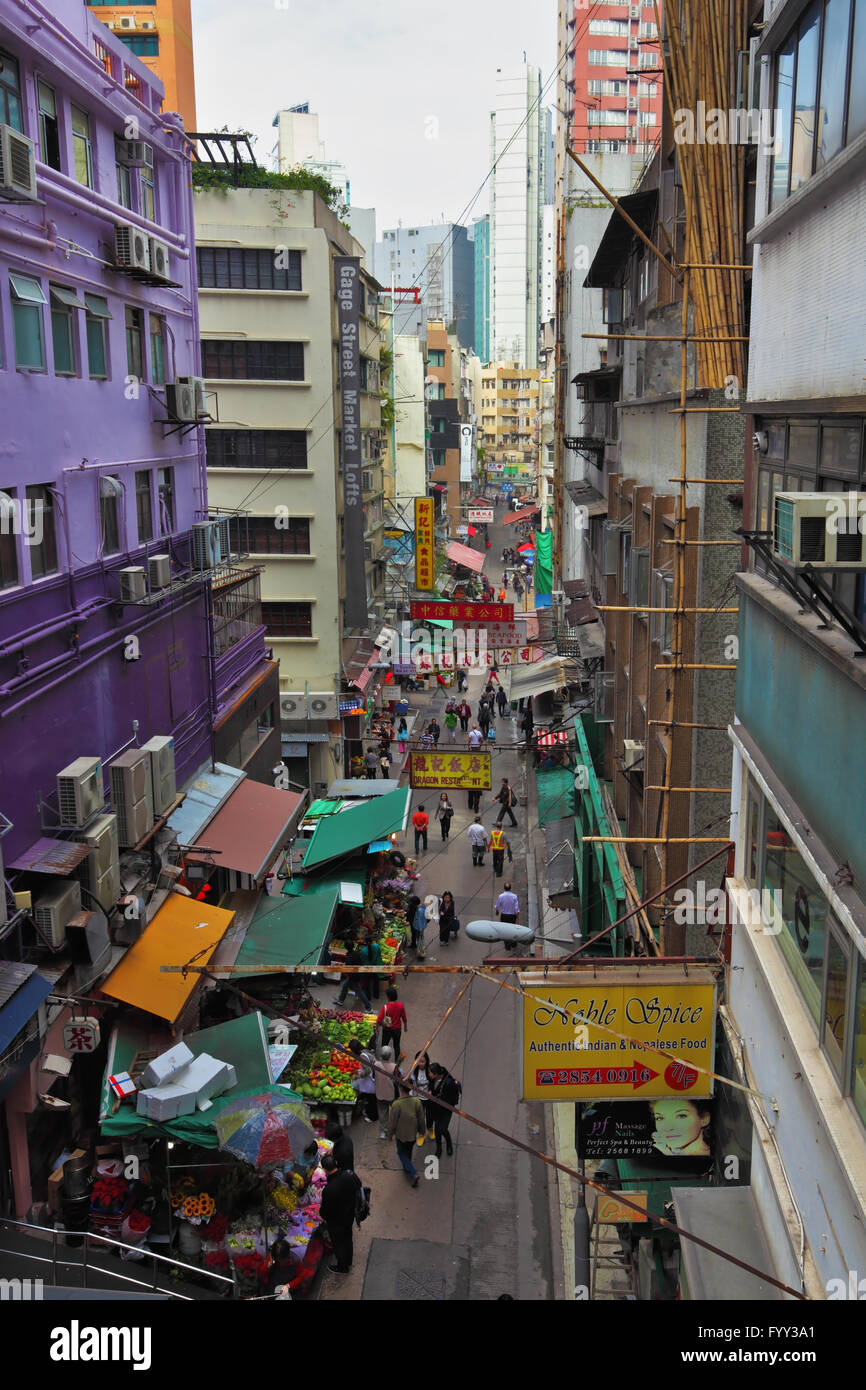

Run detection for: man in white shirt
[[495, 884, 520, 951], [467, 816, 490, 867], [467, 724, 484, 750]]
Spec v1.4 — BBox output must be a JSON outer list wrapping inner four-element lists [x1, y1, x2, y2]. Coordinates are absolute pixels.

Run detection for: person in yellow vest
[[490, 825, 512, 878]]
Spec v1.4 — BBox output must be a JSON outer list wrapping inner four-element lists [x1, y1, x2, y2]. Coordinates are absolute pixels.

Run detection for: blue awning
[[0, 966, 53, 1054]]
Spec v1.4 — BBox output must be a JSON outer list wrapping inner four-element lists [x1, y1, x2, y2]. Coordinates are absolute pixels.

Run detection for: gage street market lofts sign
[[335, 257, 368, 629], [518, 969, 717, 1102], [409, 750, 492, 792]]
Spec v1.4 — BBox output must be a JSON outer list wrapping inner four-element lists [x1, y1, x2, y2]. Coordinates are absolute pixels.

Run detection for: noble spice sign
[[518, 969, 717, 1102]]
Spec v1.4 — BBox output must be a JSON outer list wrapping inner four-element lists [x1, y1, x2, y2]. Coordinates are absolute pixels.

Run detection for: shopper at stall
[[438, 891, 457, 945], [408, 1052, 436, 1139], [405, 894, 421, 940], [377, 987, 408, 1055], [365, 748, 379, 779], [348, 1038, 378, 1123], [412, 804, 429, 854], [266, 1237, 300, 1294], [360, 929, 383, 1001], [467, 816, 490, 867], [325, 1120, 354, 1172], [375, 1044, 399, 1139], [320, 1153, 360, 1272], [457, 698, 471, 732], [429, 1063, 460, 1158], [435, 792, 454, 841], [337, 948, 372, 1012], [386, 1083, 427, 1186]]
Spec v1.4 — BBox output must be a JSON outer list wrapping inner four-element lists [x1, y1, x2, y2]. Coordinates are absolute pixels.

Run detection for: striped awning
[[537, 730, 569, 747]]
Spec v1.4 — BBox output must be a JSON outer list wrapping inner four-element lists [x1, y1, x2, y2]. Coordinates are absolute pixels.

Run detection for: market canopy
[[282, 865, 367, 902], [301, 786, 410, 871], [101, 895, 235, 1025], [446, 541, 484, 573], [564, 480, 607, 517], [505, 657, 579, 704], [187, 780, 306, 882], [503, 506, 541, 525], [233, 888, 339, 975], [0, 962, 53, 1055]]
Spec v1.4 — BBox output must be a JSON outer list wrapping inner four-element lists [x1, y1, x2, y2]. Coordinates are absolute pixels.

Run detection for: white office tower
[[490, 63, 544, 369]]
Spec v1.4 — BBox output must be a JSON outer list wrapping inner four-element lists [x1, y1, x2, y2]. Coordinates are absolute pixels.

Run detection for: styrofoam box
[[172, 1055, 237, 1109], [136, 1083, 197, 1122], [141, 1041, 194, 1090]]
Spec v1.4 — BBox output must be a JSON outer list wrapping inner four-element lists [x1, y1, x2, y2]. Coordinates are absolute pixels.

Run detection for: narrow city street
[[318, 511, 557, 1302]]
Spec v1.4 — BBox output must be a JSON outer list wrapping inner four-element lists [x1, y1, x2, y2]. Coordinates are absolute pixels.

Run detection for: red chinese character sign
[[409, 751, 492, 791], [414, 498, 435, 592], [63, 1018, 101, 1054], [409, 601, 514, 623]]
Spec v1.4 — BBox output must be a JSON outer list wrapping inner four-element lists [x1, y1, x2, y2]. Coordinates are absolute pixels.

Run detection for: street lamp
[[464, 919, 535, 947]]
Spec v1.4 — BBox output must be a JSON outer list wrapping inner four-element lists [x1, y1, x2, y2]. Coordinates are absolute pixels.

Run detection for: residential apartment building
[[426, 321, 462, 535], [490, 62, 544, 368], [471, 214, 491, 363], [561, 0, 662, 158], [374, 223, 475, 352], [478, 362, 541, 482], [722, 0, 866, 1296], [86, 0, 197, 129], [392, 332, 426, 510], [195, 185, 384, 791], [272, 103, 350, 207]]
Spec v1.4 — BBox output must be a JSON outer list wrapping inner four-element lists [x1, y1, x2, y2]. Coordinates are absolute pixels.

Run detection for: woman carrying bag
[[437, 891, 458, 945], [434, 792, 454, 841]]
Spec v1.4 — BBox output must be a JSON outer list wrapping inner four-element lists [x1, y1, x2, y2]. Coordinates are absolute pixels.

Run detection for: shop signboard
[[468, 508, 494, 524], [577, 1099, 717, 1166], [414, 498, 435, 591], [334, 256, 368, 630], [409, 751, 492, 791], [596, 1191, 649, 1223], [410, 601, 514, 623], [459, 424, 475, 483], [519, 969, 717, 1102], [63, 1018, 101, 1054]]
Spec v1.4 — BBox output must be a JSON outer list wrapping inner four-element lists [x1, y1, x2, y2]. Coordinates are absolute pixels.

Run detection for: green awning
[[304, 799, 342, 819], [429, 619, 454, 630], [301, 786, 410, 871], [282, 863, 367, 901], [234, 888, 339, 974], [99, 1012, 291, 1146]]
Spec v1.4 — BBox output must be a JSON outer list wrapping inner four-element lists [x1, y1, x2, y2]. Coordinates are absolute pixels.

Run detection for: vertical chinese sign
[[415, 496, 435, 592], [335, 256, 369, 629]]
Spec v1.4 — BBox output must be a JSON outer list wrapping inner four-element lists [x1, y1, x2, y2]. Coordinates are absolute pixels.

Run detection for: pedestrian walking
[[377, 986, 408, 1056], [495, 882, 520, 952], [411, 898, 428, 958], [374, 1044, 399, 1139], [488, 664, 501, 687], [490, 825, 513, 878], [478, 704, 490, 738], [435, 671, 449, 695], [456, 667, 468, 693], [379, 749, 392, 778], [337, 948, 372, 1012], [513, 574, 523, 598], [467, 724, 484, 750], [412, 804, 429, 853], [496, 686, 508, 718], [435, 792, 454, 841], [495, 778, 519, 827], [427, 718, 441, 747], [437, 890, 457, 945], [498, 586, 506, 603], [348, 1038, 378, 1123], [409, 1052, 436, 1139], [467, 816, 490, 867], [386, 1082, 427, 1186], [397, 717, 409, 756], [501, 548, 508, 564], [457, 698, 471, 732], [364, 748, 378, 779], [429, 1063, 460, 1158], [324, 1120, 354, 1173], [320, 1153, 361, 1271], [444, 707, 458, 742]]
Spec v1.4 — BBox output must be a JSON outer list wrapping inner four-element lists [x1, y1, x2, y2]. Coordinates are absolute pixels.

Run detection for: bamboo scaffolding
[[596, 605, 739, 613], [646, 786, 732, 794], [582, 332, 749, 344], [655, 663, 737, 671]]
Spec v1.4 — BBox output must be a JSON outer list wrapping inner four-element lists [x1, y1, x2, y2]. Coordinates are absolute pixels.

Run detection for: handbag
[[450, 917, 460, 937]]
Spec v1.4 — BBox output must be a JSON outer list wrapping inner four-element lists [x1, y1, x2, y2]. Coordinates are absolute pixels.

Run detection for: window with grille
[[262, 602, 313, 637], [135, 470, 153, 543], [197, 247, 302, 291], [205, 429, 308, 470], [201, 340, 304, 381], [248, 516, 310, 554]]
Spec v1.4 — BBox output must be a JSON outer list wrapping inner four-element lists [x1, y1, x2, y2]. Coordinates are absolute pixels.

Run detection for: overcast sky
[[191, 0, 556, 232]]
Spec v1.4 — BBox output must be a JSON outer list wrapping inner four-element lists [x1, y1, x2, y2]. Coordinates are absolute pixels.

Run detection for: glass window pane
[[26, 484, 57, 577], [136, 470, 153, 543], [764, 808, 827, 1025], [791, 3, 822, 193], [852, 957, 866, 1127], [771, 38, 797, 207], [51, 308, 74, 374], [0, 50, 23, 133], [847, 0, 866, 140], [787, 421, 819, 470], [13, 303, 44, 370], [86, 316, 107, 378], [745, 777, 761, 885], [823, 930, 849, 1080], [820, 423, 861, 477], [817, 0, 852, 167]]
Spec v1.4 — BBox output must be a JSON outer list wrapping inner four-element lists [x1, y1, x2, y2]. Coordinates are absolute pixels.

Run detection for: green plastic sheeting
[[234, 888, 338, 974], [301, 786, 410, 870], [533, 530, 553, 596], [98, 1012, 299, 1147], [537, 767, 575, 827]]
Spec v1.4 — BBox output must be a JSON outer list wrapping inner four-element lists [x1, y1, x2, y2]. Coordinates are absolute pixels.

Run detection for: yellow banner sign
[[596, 1191, 649, 1224], [415, 497, 435, 591], [519, 970, 717, 1101], [409, 750, 492, 791]]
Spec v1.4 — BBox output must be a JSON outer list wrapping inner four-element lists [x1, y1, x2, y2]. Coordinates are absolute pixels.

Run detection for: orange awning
[[102, 895, 235, 1025]]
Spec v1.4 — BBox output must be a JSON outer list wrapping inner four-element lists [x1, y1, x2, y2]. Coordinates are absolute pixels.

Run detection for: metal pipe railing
[[0, 1216, 235, 1299]]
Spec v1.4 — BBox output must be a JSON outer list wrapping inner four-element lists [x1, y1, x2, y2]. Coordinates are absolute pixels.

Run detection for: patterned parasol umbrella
[[214, 1089, 317, 1171]]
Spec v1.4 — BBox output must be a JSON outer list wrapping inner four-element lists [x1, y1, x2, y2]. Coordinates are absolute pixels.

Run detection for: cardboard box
[[172, 1055, 237, 1110], [136, 1083, 197, 1122], [47, 1148, 88, 1213], [141, 1041, 194, 1089]]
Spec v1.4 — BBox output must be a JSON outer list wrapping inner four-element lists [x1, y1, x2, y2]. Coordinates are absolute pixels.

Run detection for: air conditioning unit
[[116, 138, 154, 168], [630, 4, 641, 17], [629, 37, 640, 50], [115, 223, 151, 273], [33, 879, 82, 950], [67, 910, 112, 984], [623, 739, 645, 770], [628, 97, 639, 110], [308, 692, 339, 719], [165, 380, 197, 423], [141, 735, 176, 815], [0, 124, 37, 202], [119, 15, 135, 28], [72, 814, 119, 905], [139, 19, 156, 29], [119, 566, 147, 602], [176, 375, 207, 416], [109, 748, 153, 848], [149, 554, 171, 590], [279, 692, 305, 721], [191, 516, 230, 569], [148, 237, 171, 282], [773, 493, 866, 569], [56, 757, 103, 828]]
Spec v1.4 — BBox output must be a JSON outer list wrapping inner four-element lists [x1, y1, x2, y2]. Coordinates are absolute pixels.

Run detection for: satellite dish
[[465, 919, 535, 945]]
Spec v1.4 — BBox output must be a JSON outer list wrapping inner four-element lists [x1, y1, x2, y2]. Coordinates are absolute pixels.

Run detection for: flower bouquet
[[121, 1208, 151, 1246], [233, 1251, 270, 1291], [91, 1175, 130, 1215], [179, 1192, 215, 1226], [199, 1211, 228, 1244]]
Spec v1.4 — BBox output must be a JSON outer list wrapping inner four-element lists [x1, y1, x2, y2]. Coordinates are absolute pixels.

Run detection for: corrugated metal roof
[[166, 762, 246, 847], [187, 781, 305, 881], [0, 961, 37, 1011], [8, 837, 92, 875]]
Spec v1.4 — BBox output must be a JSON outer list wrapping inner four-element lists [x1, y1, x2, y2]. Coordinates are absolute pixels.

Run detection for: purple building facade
[[0, 0, 279, 1218]]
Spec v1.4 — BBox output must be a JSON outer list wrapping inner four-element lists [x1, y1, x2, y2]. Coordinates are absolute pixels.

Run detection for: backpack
[[353, 1175, 371, 1227]]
